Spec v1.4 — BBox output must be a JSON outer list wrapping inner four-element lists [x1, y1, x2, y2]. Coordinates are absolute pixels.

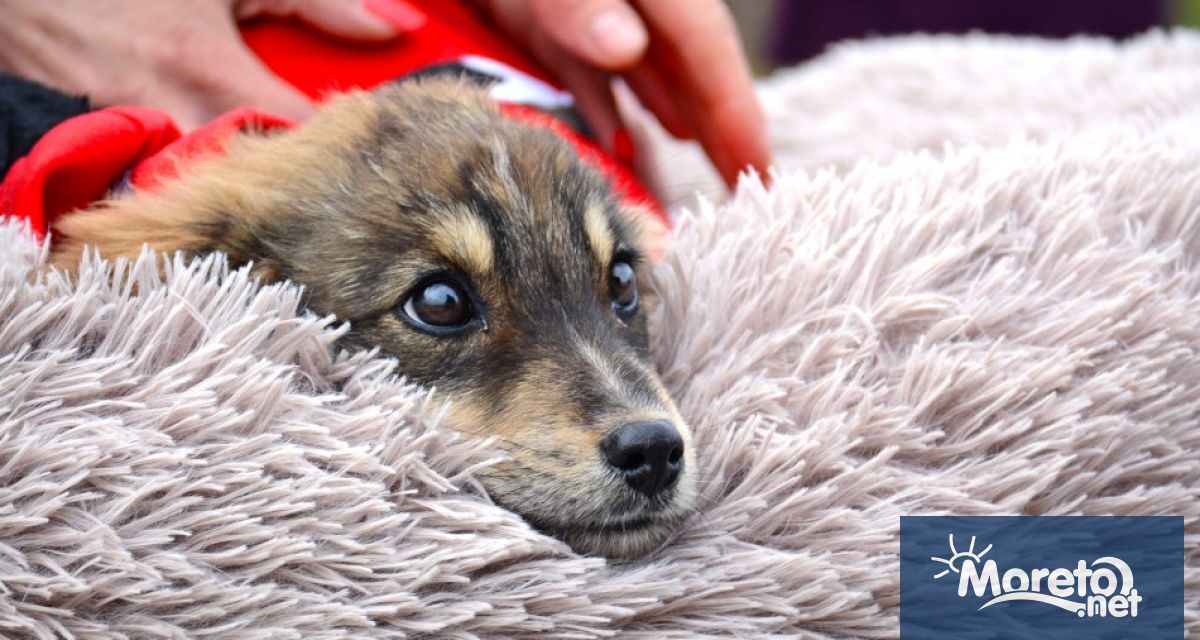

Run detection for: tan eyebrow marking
[[584, 201, 615, 264], [429, 206, 495, 275]]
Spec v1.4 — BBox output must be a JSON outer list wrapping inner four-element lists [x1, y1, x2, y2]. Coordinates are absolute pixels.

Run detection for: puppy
[[49, 78, 695, 558]]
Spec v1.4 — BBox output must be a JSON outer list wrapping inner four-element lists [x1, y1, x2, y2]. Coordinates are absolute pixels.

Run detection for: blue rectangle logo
[[900, 516, 1183, 639]]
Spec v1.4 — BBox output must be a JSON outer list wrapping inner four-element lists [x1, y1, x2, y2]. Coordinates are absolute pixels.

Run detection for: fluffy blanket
[[2, 31, 1198, 638]]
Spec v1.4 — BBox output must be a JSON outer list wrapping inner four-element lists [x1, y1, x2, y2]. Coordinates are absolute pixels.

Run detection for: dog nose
[[601, 421, 685, 497]]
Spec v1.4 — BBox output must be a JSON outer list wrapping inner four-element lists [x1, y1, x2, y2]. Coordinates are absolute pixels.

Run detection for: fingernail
[[362, 0, 427, 31], [613, 128, 636, 168], [588, 10, 647, 63]]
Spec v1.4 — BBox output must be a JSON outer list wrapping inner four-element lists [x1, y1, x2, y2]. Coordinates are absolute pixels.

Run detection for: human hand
[[0, 0, 417, 131], [472, 0, 770, 188]]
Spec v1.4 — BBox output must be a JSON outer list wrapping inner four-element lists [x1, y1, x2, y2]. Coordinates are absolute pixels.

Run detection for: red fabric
[[0, 0, 663, 241], [0, 107, 178, 238], [0, 107, 293, 238]]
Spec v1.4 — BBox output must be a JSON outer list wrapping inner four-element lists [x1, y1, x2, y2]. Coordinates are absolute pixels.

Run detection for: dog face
[[53, 79, 695, 557]]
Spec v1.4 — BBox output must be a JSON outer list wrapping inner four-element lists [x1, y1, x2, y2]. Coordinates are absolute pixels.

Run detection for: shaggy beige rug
[[2, 31, 1199, 638]]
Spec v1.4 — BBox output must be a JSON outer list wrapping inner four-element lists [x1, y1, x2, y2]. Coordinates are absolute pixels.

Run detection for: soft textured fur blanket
[[2, 31, 1199, 638]]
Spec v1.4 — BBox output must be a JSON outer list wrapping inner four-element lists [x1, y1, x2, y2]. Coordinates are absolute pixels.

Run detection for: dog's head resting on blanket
[[50, 79, 694, 558]]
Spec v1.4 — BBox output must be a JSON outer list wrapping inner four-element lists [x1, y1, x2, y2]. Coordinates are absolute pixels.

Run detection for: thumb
[[524, 0, 648, 70]]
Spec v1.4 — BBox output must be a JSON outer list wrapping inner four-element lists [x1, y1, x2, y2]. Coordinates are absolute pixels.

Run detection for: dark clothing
[[0, 73, 89, 178]]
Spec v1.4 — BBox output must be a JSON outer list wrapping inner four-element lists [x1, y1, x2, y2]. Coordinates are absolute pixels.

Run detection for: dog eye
[[609, 259, 638, 316], [401, 279, 473, 332]]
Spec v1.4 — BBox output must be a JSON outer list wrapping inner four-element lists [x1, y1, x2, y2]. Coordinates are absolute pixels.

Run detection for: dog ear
[[49, 179, 284, 282], [44, 106, 363, 280], [49, 90, 385, 280]]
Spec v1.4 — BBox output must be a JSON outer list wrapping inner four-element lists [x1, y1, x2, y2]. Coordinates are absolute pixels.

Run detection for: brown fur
[[49, 78, 694, 558]]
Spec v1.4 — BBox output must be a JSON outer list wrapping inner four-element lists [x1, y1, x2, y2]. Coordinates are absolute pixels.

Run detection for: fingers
[[238, 0, 420, 40], [631, 0, 770, 187], [493, 0, 770, 187], [296, 0, 406, 38], [356, 0, 427, 33], [524, 0, 648, 69]]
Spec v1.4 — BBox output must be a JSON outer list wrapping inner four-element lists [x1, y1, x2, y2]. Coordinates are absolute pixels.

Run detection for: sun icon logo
[[930, 534, 993, 579]]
